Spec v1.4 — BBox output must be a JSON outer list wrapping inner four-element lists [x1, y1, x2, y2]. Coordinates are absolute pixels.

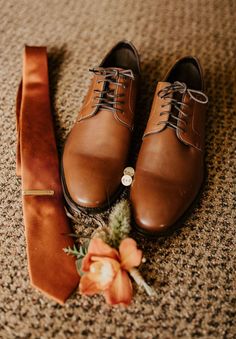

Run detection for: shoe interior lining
[[166, 60, 202, 90], [101, 46, 139, 74]]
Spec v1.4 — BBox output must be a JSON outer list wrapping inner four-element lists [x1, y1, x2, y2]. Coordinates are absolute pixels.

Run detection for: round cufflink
[[123, 166, 135, 177], [121, 174, 133, 186], [121, 167, 135, 186]]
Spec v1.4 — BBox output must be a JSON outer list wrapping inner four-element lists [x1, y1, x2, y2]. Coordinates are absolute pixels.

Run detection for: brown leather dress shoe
[[62, 41, 140, 213], [130, 57, 208, 235]]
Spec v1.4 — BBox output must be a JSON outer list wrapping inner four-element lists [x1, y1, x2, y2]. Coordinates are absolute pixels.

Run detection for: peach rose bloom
[[79, 238, 142, 305]]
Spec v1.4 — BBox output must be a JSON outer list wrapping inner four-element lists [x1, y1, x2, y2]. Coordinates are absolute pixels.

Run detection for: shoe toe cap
[[62, 154, 121, 209], [131, 175, 194, 235]]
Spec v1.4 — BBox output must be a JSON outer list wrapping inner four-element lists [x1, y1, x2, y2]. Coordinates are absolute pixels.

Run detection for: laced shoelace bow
[[157, 81, 208, 132], [89, 67, 134, 114]]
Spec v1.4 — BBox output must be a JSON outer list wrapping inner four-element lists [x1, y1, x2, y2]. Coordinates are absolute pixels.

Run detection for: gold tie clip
[[22, 190, 55, 196]]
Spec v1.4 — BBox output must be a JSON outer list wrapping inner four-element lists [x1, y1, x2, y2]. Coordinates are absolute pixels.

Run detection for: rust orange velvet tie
[[16, 45, 79, 304]]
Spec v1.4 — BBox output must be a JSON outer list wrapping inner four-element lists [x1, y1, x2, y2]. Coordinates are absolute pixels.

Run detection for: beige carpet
[[0, 0, 235, 338]]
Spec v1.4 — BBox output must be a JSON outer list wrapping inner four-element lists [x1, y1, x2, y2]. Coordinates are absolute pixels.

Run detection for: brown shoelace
[[90, 67, 134, 113], [157, 81, 208, 132]]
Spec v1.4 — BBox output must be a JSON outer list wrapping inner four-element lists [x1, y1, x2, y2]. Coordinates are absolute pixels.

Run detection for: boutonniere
[[64, 200, 155, 306]]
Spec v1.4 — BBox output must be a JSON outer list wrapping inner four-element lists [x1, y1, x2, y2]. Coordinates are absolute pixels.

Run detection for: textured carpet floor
[[0, 0, 235, 338]]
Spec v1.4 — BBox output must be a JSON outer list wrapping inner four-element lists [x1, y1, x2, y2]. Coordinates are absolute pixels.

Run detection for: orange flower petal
[[81, 239, 119, 273], [103, 269, 133, 306], [88, 238, 119, 260], [79, 273, 100, 296], [119, 238, 142, 270], [88, 259, 119, 290], [90, 256, 120, 270], [81, 253, 92, 272]]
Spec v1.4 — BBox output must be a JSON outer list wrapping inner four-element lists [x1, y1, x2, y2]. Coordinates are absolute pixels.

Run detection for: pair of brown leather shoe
[[61, 41, 208, 236]]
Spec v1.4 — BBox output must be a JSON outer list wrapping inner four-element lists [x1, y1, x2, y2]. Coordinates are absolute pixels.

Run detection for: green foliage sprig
[[107, 199, 131, 248], [91, 199, 131, 248], [64, 199, 131, 272], [63, 241, 89, 276]]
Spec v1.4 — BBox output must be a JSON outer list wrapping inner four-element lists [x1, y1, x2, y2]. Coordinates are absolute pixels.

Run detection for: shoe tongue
[[158, 81, 171, 90], [161, 82, 183, 123], [172, 91, 182, 115], [157, 81, 184, 130]]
